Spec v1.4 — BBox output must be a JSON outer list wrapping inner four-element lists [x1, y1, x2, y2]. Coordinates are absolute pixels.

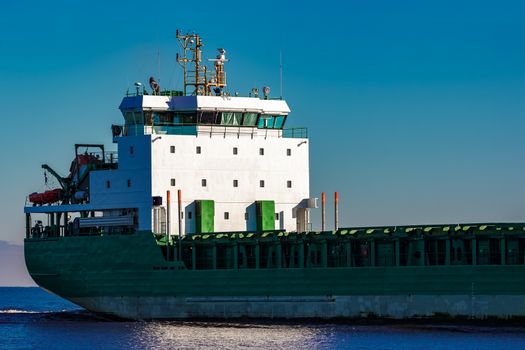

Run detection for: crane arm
[[41, 164, 69, 190]]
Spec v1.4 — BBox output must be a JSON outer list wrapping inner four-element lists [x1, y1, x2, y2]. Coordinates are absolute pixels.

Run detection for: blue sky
[[1, 0, 525, 245]]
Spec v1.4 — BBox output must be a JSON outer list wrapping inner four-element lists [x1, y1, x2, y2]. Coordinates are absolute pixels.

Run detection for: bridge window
[[201, 179, 207, 187], [170, 146, 175, 153], [224, 212, 230, 220], [242, 113, 258, 126], [259, 148, 264, 155], [233, 112, 243, 125], [233, 147, 238, 155], [220, 112, 243, 126], [196, 146, 201, 154], [260, 180, 265, 188], [173, 112, 196, 124], [287, 180, 292, 188], [123, 111, 144, 125], [124, 111, 133, 124], [257, 115, 286, 129], [152, 112, 172, 125], [233, 180, 238, 187], [199, 111, 220, 124], [170, 178, 176, 186], [144, 111, 197, 126], [258, 115, 274, 129], [287, 148, 291, 156], [274, 116, 286, 128]]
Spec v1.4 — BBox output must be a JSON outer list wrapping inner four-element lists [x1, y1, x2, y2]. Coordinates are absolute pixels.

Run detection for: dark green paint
[[24, 222, 525, 301], [196, 200, 214, 233], [256, 200, 275, 231]]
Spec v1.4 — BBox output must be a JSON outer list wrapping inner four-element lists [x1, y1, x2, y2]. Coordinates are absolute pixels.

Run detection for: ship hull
[[25, 232, 525, 320], [68, 294, 525, 320]]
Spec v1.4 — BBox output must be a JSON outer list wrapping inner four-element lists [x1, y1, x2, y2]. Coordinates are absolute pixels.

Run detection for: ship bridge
[[114, 94, 306, 139]]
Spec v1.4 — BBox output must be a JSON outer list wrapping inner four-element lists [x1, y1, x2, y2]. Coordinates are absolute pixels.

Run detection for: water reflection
[[130, 322, 326, 350]]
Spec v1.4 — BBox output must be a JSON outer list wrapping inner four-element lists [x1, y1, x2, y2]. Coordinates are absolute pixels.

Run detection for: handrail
[[281, 127, 308, 139], [114, 124, 307, 139], [124, 90, 283, 99]]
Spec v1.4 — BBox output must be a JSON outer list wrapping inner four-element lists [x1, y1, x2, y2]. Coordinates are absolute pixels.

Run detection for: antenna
[[157, 48, 161, 80], [279, 49, 283, 98], [207, 48, 229, 95]]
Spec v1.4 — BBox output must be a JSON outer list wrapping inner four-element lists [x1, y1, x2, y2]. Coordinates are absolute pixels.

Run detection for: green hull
[[24, 228, 525, 320]]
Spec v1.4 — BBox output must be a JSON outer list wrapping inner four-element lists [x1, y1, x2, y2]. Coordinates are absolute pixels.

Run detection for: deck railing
[[282, 127, 307, 139], [114, 124, 308, 139]]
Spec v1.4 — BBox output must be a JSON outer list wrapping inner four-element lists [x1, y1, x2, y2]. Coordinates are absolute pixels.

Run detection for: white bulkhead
[[89, 95, 311, 235]]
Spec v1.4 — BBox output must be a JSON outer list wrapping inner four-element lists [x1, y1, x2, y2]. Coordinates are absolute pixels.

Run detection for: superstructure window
[[257, 115, 286, 129], [245, 212, 249, 220], [258, 115, 274, 129], [274, 116, 286, 129], [287, 180, 292, 188], [130, 146, 134, 154], [170, 146, 175, 153], [233, 112, 243, 125], [127, 179, 131, 187], [124, 111, 134, 125], [259, 148, 264, 156], [196, 146, 201, 154], [148, 111, 197, 126], [287, 148, 291, 156], [233, 179, 238, 187], [199, 111, 220, 124], [220, 112, 243, 126], [173, 112, 197, 124], [202, 179, 207, 187], [233, 147, 238, 155], [242, 113, 258, 126], [224, 212, 230, 220], [106, 181, 111, 189], [170, 178, 176, 186], [152, 112, 173, 125], [275, 213, 279, 220], [123, 111, 144, 125], [188, 211, 192, 219], [259, 180, 265, 188]]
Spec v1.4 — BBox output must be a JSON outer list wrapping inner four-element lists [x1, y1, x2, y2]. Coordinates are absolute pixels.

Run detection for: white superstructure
[[87, 93, 311, 236]]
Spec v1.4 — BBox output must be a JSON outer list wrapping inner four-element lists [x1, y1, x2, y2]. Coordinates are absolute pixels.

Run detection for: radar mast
[[176, 30, 228, 96]]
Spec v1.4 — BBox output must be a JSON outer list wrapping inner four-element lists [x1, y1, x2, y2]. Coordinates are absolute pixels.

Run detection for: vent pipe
[[178, 189, 183, 261], [166, 190, 171, 261], [334, 192, 339, 231], [321, 192, 326, 231]]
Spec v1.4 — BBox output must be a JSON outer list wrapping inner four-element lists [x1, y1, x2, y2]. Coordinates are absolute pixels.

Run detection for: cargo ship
[[24, 31, 525, 320]]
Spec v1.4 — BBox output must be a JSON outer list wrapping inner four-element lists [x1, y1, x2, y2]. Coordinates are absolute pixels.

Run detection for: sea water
[[1, 287, 525, 349]]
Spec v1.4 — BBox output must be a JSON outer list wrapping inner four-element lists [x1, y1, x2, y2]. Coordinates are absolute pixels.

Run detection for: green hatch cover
[[256, 200, 275, 231], [196, 200, 215, 233]]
